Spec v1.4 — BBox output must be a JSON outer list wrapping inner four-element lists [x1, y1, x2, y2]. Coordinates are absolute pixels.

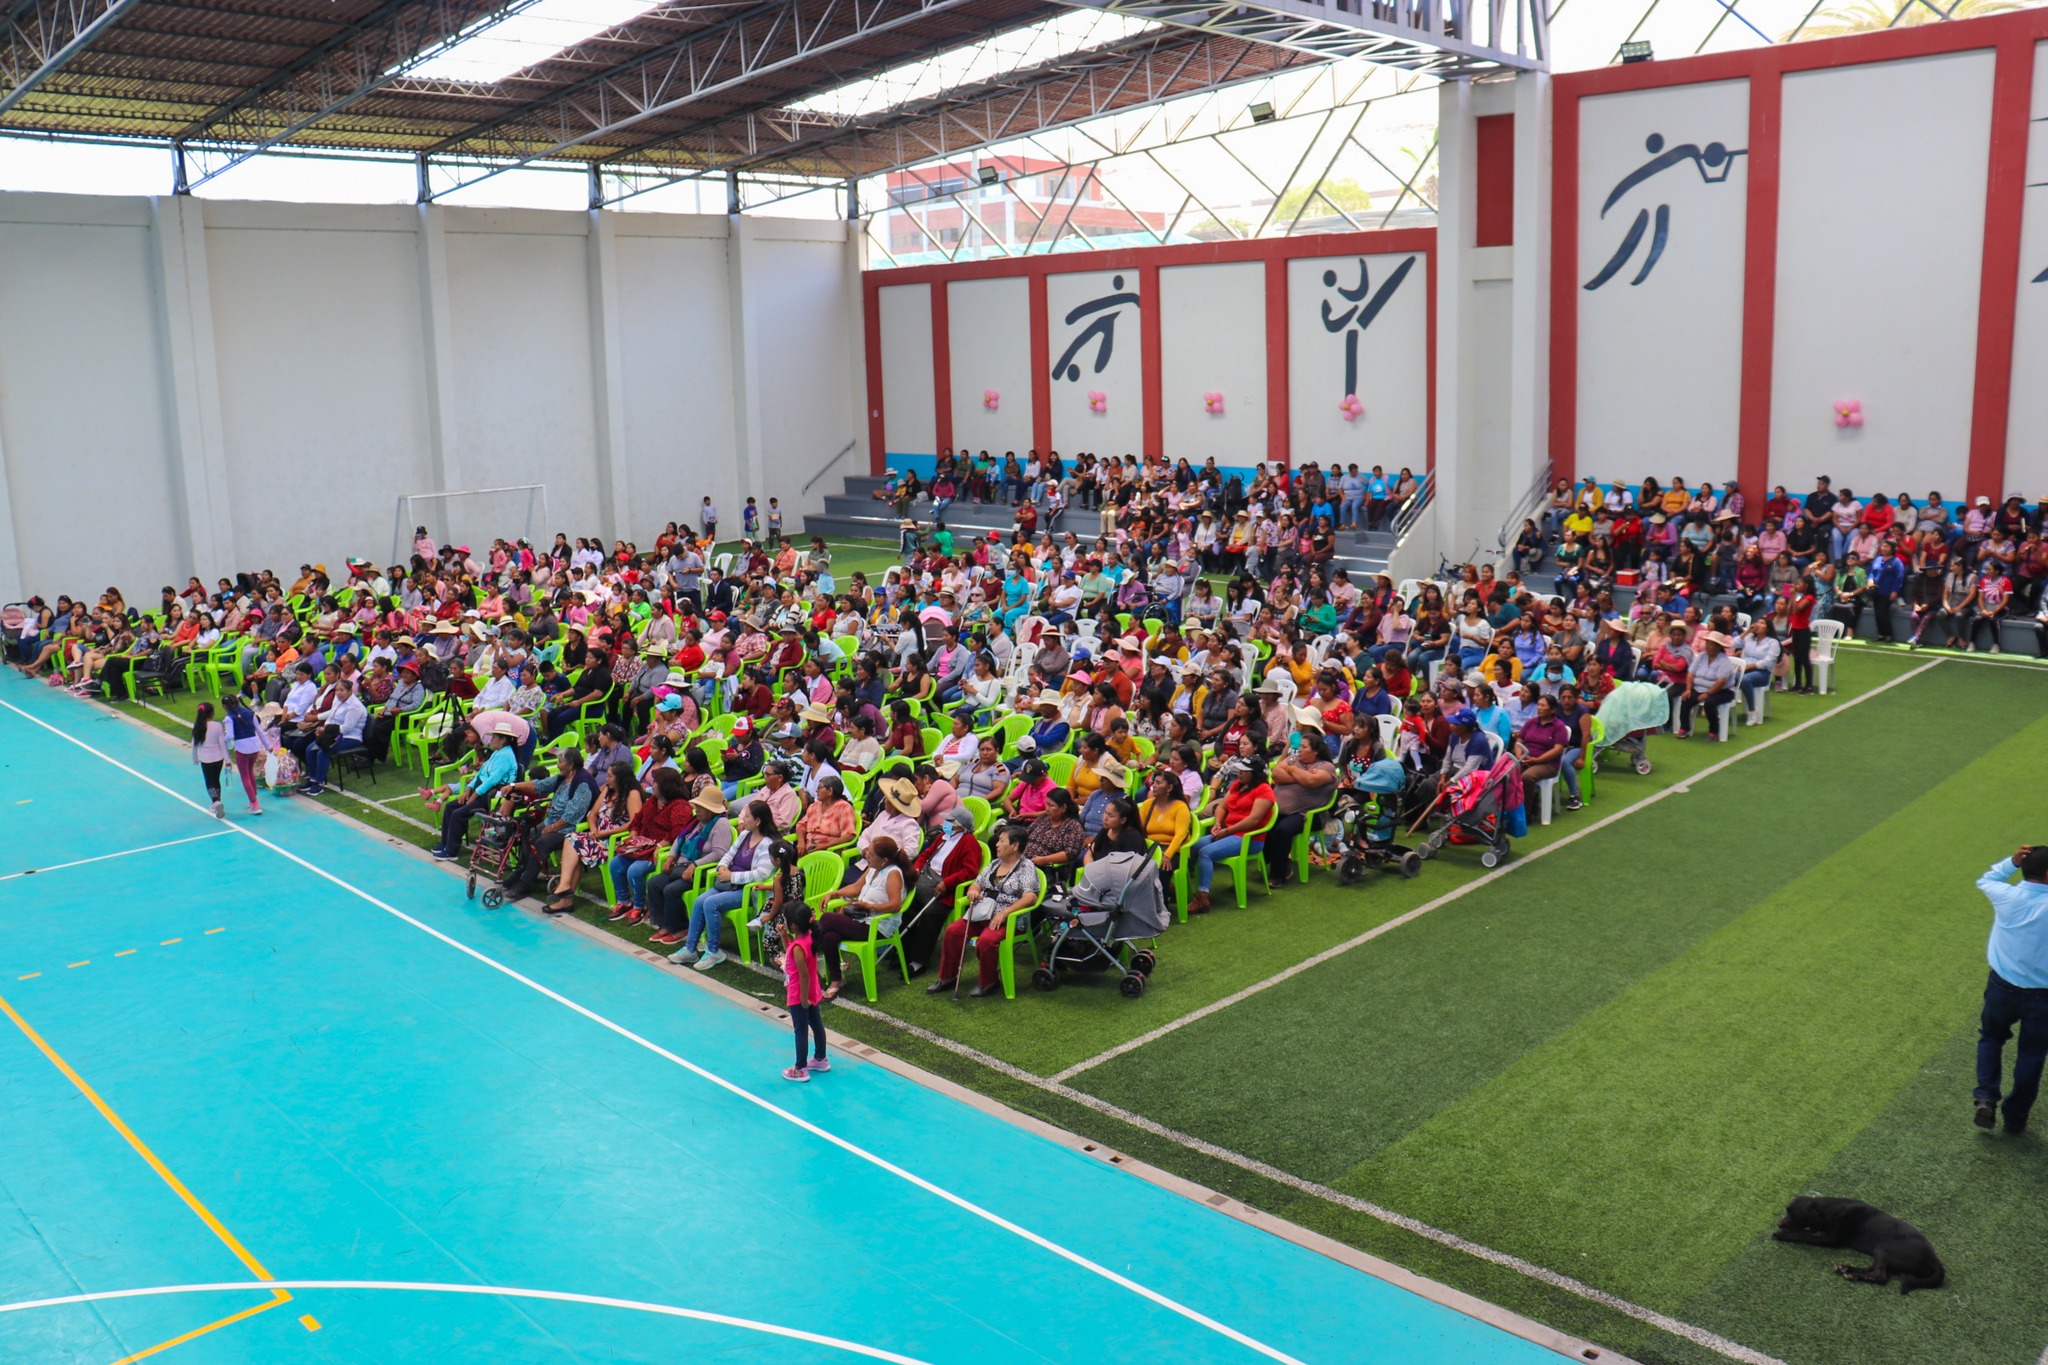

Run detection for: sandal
[[821, 983, 842, 1002]]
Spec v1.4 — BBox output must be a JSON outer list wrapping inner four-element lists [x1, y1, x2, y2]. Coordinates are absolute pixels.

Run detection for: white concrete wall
[[2004, 38, 2048, 498], [1770, 51, 1995, 496], [1575, 78, 1749, 487], [0, 193, 861, 603], [1158, 261, 1267, 467], [945, 276, 1034, 458], [877, 281, 936, 472], [1048, 267, 1145, 457], [1287, 250, 1428, 476]]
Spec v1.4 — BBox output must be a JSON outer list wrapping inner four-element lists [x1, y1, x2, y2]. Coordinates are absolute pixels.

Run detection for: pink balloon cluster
[[1339, 393, 1364, 422], [1203, 391, 1225, 414], [1087, 389, 1107, 413], [983, 388, 999, 411], [1834, 399, 1863, 428]]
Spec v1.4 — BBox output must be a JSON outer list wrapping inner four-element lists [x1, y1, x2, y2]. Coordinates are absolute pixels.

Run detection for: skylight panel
[[408, 0, 663, 85]]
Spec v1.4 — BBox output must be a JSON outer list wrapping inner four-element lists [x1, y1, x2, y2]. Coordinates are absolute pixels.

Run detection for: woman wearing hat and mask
[[899, 805, 986, 976]]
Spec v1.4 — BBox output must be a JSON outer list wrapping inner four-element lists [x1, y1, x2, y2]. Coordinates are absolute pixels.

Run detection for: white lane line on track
[[0, 696, 1307, 1365], [0, 1281, 931, 1364], [0, 830, 234, 882]]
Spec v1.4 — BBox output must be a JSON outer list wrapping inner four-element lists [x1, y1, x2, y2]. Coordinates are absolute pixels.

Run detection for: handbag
[[618, 835, 659, 861]]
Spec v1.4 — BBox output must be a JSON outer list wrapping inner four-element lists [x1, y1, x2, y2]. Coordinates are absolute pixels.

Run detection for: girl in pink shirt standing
[[782, 902, 830, 1082]]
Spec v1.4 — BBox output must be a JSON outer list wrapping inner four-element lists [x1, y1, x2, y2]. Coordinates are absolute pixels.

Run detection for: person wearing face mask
[[898, 805, 986, 975]]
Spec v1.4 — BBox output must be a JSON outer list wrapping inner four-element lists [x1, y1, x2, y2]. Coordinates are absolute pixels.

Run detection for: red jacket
[[914, 828, 984, 894]]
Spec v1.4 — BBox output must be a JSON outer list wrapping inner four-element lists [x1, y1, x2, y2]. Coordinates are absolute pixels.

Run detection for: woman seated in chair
[[544, 763, 640, 913], [1185, 756, 1276, 916], [899, 805, 986, 976], [814, 834, 913, 1001], [1136, 770, 1191, 867], [929, 825, 1038, 999]]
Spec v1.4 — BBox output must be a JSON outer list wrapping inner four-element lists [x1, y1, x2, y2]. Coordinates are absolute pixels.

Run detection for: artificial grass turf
[[1672, 1026, 2048, 1365], [1348, 708, 2043, 1311], [1069, 659, 2041, 1185]]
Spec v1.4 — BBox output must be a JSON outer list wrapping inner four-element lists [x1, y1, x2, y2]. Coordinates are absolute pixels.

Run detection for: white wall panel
[[878, 282, 936, 469], [946, 276, 1033, 457], [1159, 261, 1265, 469], [618, 230, 737, 540], [1048, 267, 1145, 457], [1576, 78, 1749, 486], [1771, 51, 1994, 496], [0, 210, 183, 600], [444, 218, 604, 536], [2003, 39, 2048, 498], [1288, 251, 1428, 477], [748, 235, 860, 507], [206, 215, 435, 574]]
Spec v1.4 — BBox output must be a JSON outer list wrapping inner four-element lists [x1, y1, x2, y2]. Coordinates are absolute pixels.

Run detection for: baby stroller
[[466, 798, 545, 907], [1416, 754, 1523, 869], [1330, 758, 1423, 885], [1593, 681, 1665, 777], [1031, 851, 1168, 998]]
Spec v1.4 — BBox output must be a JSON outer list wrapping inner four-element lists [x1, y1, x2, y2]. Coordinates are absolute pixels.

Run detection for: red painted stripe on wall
[[1265, 256, 1290, 469], [1548, 94, 1579, 486], [863, 274, 885, 475], [1140, 262, 1163, 459], [1475, 114, 1516, 248], [1029, 272, 1052, 455], [930, 282, 953, 457], [1969, 34, 2034, 503], [1736, 70, 1781, 501]]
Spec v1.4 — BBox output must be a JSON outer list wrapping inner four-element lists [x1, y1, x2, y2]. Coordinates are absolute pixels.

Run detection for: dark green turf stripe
[[1074, 663, 2046, 1188], [1346, 706, 2048, 1312], [1672, 1024, 2048, 1365]]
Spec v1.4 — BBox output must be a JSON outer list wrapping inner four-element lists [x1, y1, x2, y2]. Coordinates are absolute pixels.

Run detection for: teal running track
[[0, 680, 1564, 1365]]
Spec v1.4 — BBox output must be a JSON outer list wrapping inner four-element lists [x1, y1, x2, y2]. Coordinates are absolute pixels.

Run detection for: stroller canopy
[[1354, 758, 1407, 795], [1072, 851, 1170, 938], [1595, 682, 1670, 750]]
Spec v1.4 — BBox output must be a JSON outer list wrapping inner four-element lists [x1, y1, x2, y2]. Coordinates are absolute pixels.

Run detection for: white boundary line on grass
[[1052, 658, 1946, 1083], [0, 1280, 932, 1363], [0, 696, 1308, 1365], [0, 830, 234, 882]]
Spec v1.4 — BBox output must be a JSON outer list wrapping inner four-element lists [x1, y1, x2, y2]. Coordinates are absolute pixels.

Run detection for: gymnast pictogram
[[1585, 132, 1745, 291], [1320, 255, 1416, 398]]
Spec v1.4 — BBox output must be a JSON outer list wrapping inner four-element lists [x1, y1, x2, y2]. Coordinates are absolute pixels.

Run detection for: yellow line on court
[[204, 928, 224, 935], [159, 939, 181, 946], [298, 1314, 320, 1332], [0, 992, 280, 1281], [104, 1293, 291, 1365], [17, 973, 37, 981], [115, 950, 137, 958], [67, 961, 89, 969]]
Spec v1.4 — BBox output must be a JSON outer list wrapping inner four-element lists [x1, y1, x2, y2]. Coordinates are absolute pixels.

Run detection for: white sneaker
[[668, 947, 700, 965], [693, 950, 727, 971], [746, 914, 767, 931]]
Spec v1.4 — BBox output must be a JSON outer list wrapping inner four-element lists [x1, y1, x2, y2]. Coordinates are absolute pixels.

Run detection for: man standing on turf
[[1972, 846, 2048, 1135]]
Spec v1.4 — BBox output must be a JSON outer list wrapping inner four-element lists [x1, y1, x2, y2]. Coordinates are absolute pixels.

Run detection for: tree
[[1271, 177, 1373, 227], [1788, 0, 2016, 41]]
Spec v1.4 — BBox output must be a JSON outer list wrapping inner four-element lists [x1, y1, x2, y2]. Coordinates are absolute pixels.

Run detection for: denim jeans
[[690, 887, 745, 953], [607, 854, 656, 907], [1192, 834, 1244, 892], [1977, 969, 2048, 1128], [1739, 667, 1772, 710], [1340, 496, 1364, 529], [1559, 748, 1582, 800]]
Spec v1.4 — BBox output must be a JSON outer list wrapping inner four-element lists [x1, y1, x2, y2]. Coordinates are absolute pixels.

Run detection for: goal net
[[394, 485, 549, 565]]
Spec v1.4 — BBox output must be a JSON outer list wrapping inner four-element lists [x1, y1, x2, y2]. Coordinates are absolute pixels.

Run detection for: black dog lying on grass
[[1772, 1196, 1946, 1294]]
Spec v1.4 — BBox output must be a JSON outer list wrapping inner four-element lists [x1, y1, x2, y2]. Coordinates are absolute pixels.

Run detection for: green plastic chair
[[838, 899, 911, 1003], [1291, 788, 1341, 884], [1044, 752, 1077, 788], [729, 850, 844, 965], [1213, 804, 1280, 909], [1581, 714, 1603, 805], [958, 795, 996, 838], [947, 867, 1046, 999], [919, 726, 945, 760], [1171, 815, 1209, 922], [992, 712, 1035, 759]]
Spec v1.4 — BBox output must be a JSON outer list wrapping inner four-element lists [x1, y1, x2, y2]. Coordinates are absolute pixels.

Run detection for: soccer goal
[[394, 484, 549, 564]]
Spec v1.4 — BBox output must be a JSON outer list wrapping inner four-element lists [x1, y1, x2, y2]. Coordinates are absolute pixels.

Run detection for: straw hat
[[1094, 754, 1130, 786], [798, 702, 833, 724], [429, 622, 460, 635], [691, 788, 728, 814], [1289, 704, 1326, 732], [880, 775, 920, 816], [1031, 690, 1062, 710]]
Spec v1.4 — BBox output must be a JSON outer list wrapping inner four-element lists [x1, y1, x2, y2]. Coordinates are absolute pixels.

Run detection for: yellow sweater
[[1137, 798, 1192, 861]]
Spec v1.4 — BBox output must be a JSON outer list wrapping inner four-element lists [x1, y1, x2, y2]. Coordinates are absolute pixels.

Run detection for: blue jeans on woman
[[607, 853, 656, 908], [1191, 834, 1244, 892], [1739, 667, 1772, 712], [690, 887, 745, 954]]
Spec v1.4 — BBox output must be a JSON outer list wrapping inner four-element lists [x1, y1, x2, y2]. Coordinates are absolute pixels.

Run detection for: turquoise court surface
[[0, 683, 1556, 1365]]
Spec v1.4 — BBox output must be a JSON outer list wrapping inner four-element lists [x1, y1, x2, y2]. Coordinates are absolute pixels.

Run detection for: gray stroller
[[1031, 851, 1168, 998]]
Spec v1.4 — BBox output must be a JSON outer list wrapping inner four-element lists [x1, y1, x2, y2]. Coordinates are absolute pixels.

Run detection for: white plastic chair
[[1533, 775, 1558, 826], [1812, 620, 1845, 694], [1374, 713, 1400, 755], [1395, 579, 1423, 607]]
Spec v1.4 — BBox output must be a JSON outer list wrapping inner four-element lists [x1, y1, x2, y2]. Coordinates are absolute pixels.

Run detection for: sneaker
[[667, 946, 700, 965], [1562, 795, 1583, 812], [781, 1066, 811, 1083], [430, 847, 456, 860], [624, 909, 645, 925], [301, 782, 325, 795], [693, 950, 726, 971], [210, 799, 224, 819], [247, 804, 262, 816], [746, 914, 768, 931], [805, 1057, 831, 1073], [605, 904, 632, 922], [1976, 1099, 1998, 1129]]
